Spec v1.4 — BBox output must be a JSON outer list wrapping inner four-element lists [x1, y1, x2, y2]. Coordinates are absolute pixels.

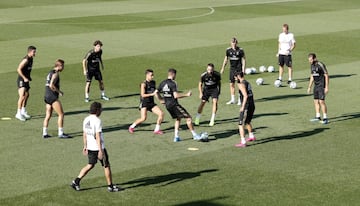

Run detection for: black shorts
[[229, 69, 241, 83], [87, 149, 110, 167], [166, 104, 191, 119], [17, 78, 30, 91], [86, 69, 103, 82], [202, 88, 219, 102], [313, 86, 325, 100], [278, 55, 292, 67], [239, 103, 255, 125], [139, 101, 157, 111], [44, 95, 58, 105]]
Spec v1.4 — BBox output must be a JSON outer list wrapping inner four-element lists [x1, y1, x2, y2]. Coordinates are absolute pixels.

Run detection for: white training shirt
[[83, 114, 105, 151], [278, 32, 296, 55]]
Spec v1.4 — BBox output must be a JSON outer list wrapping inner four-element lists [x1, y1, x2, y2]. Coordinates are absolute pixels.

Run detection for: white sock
[[278, 77, 282, 80], [241, 137, 246, 144], [210, 113, 216, 121], [101, 90, 105, 96], [316, 113, 321, 118], [154, 124, 160, 132], [175, 129, 179, 137], [58, 128, 64, 136], [323, 113, 327, 119], [21, 107, 26, 114], [231, 95, 235, 102], [17, 109, 21, 115], [85, 93, 89, 98], [43, 127, 48, 135], [130, 123, 136, 128], [249, 132, 254, 138], [196, 113, 201, 118], [191, 130, 197, 136]]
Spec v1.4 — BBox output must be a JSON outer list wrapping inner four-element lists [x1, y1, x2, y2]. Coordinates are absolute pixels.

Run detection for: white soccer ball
[[245, 68, 252, 75], [274, 79, 282, 87], [200, 132, 209, 142], [267, 66, 275, 73], [259, 65, 267, 73], [289, 81, 297, 89], [250, 67, 257, 74], [256, 78, 264, 85]]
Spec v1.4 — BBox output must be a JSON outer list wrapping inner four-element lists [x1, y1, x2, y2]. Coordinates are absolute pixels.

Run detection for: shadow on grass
[[172, 196, 229, 206], [328, 112, 360, 123], [121, 169, 218, 189], [111, 93, 139, 99], [250, 127, 330, 146], [295, 73, 356, 83], [256, 94, 308, 102], [253, 112, 288, 119]]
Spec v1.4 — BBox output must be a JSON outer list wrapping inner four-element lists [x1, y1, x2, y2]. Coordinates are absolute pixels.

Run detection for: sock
[[75, 177, 81, 185], [316, 113, 321, 118], [175, 129, 179, 137], [21, 107, 26, 114], [278, 77, 282, 80], [101, 90, 105, 96], [191, 130, 197, 136], [241, 137, 246, 144], [249, 132, 254, 138], [85, 93, 89, 99], [288, 78, 292, 81], [196, 113, 201, 118], [323, 113, 327, 119], [43, 127, 48, 135], [130, 123, 136, 128], [154, 124, 160, 132], [238, 97, 241, 102], [210, 113, 216, 121], [17, 109, 21, 115], [58, 128, 64, 136], [231, 95, 235, 102], [108, 184, 113, 188]]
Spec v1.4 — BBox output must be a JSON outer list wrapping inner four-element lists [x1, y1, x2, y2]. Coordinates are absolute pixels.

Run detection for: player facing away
[[220, 37, 246, 105], [83, 40, 109, 102], [128, 69, 164, 134], [15, 46, 36, 121], [42, 59, 71, 138], [158, 68, 203, 142], [194, 63, 221, 126], [71, 102, 122, 192], [307, 53, 329, 124], [277, 23, 296, 84], [234, 72, 256, 148]]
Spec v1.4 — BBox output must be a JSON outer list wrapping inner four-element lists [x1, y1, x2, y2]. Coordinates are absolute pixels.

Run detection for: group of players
[[15, 23, 329, 192]]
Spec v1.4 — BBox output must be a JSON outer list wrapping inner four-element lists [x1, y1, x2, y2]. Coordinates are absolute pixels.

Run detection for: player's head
[[168, 68, 177, 80], [145, 69, 154, 80], [207, 63, 214, 74], [27, 46, 36, 57], [308, 53, 317, 64], [231, 37, 238, 47], [90, 101, 102, 116], [54, 59, 65, 72], [282, 24, 289, 33], [93, 40, 103, 52]]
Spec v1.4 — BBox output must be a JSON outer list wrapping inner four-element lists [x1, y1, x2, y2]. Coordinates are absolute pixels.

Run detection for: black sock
[[75, 178, 81, 185]]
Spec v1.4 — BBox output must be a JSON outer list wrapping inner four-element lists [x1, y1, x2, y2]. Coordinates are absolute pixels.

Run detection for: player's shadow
[[250, 128, 329, 146], [172, 196, 229, 206], [120, 169, 218, 189], [111, 93, 139, 99], [328, 112, 360, 123], [296, 73, 356, 83], [103, 123, 134, 133], [253, 112, 288, 119], [256, 94, 308, 102], [211, 129, 238, 139], [64, 106, 136, 116]]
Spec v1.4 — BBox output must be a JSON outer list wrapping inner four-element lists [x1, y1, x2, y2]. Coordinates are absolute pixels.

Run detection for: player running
[[128, 69, 164, 134], [194, 63, 221, 126]]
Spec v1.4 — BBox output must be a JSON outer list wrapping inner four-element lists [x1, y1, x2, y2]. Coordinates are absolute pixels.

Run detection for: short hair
[[145, 69, 154, 75], [55, 59, 65, 67], [93, 40, 103, 46], [207, 63, 215, 68], [283, 23, 289, 30], [27, 46, 36, 52], [308, 53, 317, 59], [168, 68, 177, 74], [231, 37, 238, 44], [90, 102, 102, 115]]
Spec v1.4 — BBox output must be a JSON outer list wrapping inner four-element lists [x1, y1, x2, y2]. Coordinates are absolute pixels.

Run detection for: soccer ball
[[274, 79, 282, 87], [259, 65, 267, 72], [200, 132, 209, 142], [289, 81, 297, 89], [245, 68, 252, 75], [256, 78, 264, 85], [250, 67, 257, 74], [267, 66, 275, 73]]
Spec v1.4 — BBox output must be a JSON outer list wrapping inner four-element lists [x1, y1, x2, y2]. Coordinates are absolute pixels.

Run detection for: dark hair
[[55, 59, 65, 67], [90, 102, 102, 115], [283, 23, 289, 29], [168, 68, 177, 74], [145, 69, 154, 75], [27, 46, 36, 51], [93, 40, 103, 46], [308, 53, 317, 59], [231, 37, 238, 44], [207, 63, 215, 68]]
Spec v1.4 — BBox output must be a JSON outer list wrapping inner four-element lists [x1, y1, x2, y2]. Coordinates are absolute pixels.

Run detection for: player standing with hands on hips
[[307, 53, 329, 124], [83, 40, 110, 102], [220, 37, 246, 105], [277, 23, 296, 84]]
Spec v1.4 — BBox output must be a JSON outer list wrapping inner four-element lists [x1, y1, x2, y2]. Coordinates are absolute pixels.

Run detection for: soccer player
[[194, 63, 221, 126], [71, 102, 122, 192], [158, 68, 202, 142], [42, 59, 71, 138], [220, 37, 246, 105], [277, 23, 296, 84], [83, 40, 109, 102], [234, 72, 256, 148], [15, 46, 36, 121], [128, 69, 164, 134], [307, 53, 329, 124]]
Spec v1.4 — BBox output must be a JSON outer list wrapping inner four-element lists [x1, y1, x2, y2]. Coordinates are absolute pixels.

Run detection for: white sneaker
[[226, 100, 235, 105], [101, 95, 110, 101], [21, 112, 31, 119], [15, 113, 26, 121], [237, 101, 242, 106]]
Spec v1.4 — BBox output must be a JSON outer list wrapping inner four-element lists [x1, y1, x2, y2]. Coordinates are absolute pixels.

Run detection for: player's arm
[[174, 90, 192, 99], [290, 42, 296, 52], [307, 75, 314, 94], [96, 131, 103, 160], [100, 57, 104, 70], [324, 73, 329, 94], [82, 58, 88, 76], [220, 56, 228, 74], [198, 77, 203, 99], [82, 131, 87, 155], [241, 54, 246, 73], [140, 82, 155, 98], [238, 83, 247, 112], [17, 59, 29, 82], [218, 78, 221, 95], [49, 72, 63, 96]]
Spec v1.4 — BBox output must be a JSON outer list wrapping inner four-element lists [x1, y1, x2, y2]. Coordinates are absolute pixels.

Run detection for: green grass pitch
[[0, 0, 360, 205]]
